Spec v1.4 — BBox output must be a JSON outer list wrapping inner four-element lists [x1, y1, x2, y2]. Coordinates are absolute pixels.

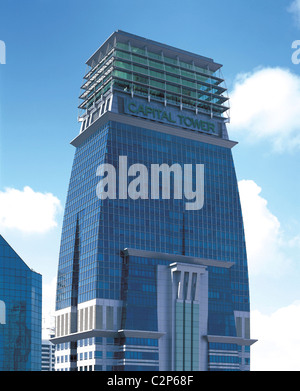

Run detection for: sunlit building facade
[[0, 235, 42, 371], [52, 30, 256, 371]]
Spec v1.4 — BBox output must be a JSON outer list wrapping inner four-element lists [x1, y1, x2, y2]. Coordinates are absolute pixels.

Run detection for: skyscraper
[[52, 30, 256, 371], [0, 235, 42, 371]]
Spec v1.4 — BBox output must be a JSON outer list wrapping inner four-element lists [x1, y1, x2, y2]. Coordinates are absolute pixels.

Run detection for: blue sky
[[1, 0, 300, 370]]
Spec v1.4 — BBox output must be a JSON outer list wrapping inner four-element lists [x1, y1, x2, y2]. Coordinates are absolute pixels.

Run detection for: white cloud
[[0, 186, 62, 234], [228, 67, 300, 152], [238, 179, 289, 277], [251, 301, 300, 371], [288, 0, 300, 28], [238, 180, 300, 370], [287, 233, 300, 248]]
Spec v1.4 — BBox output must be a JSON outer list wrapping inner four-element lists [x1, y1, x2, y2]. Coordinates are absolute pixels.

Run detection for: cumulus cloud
[[0, 186, 62, 234], [288, 0, 300, 27], [228, 67, 300, 152], [251, 301, 300, 371], [238, 179, 289, 277], [287, 233, 300, 248], [238, 179, 300, 370]]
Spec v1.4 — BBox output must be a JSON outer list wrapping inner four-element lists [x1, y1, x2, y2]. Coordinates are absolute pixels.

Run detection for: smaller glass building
[[0, 235, 42, 371]]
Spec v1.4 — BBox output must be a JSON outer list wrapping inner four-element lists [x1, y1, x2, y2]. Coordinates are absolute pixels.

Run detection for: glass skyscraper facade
[[0, 235, 42, 371], [53, 31, 256, 371]]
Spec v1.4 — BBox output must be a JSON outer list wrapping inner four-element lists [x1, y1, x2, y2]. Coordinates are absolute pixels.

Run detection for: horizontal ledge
[[50, 328, 165, 345], [122, 248, 234, 269], [50, 329, 118, 344], [206, 335, 258, 346]]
